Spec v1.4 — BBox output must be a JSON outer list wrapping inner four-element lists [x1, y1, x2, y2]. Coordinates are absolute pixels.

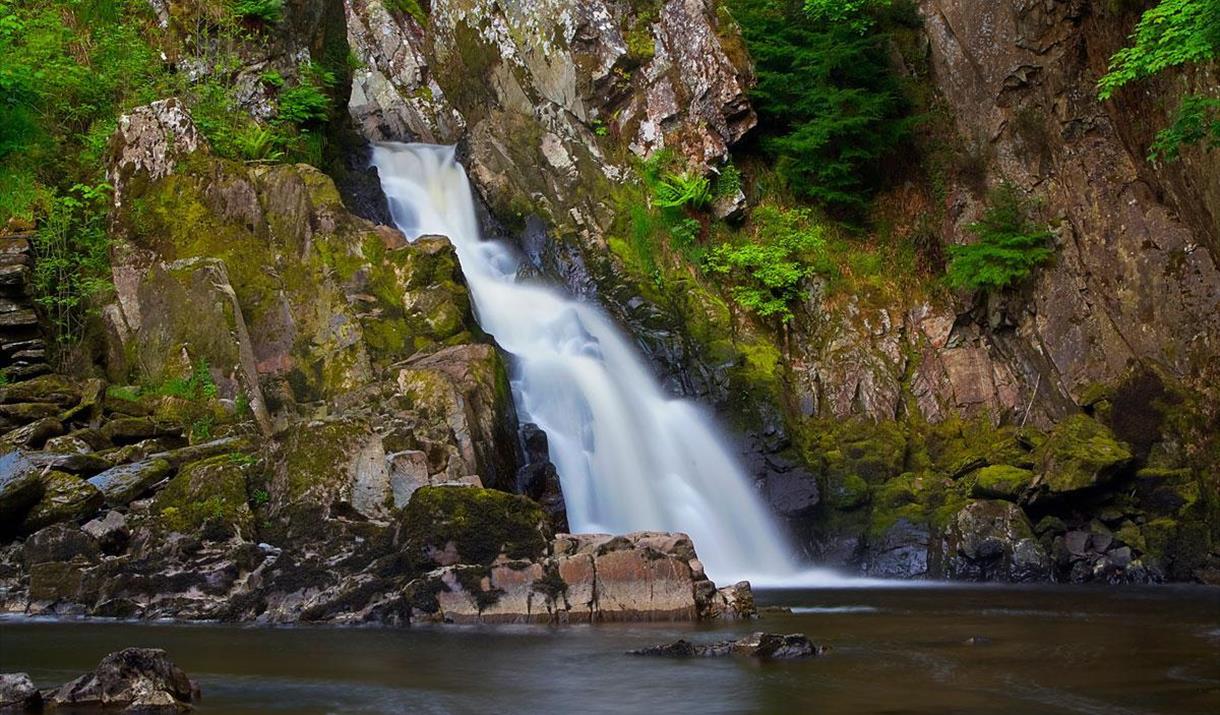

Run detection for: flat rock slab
[[88, 458, 173, 506], [630, 632, 825, 660]]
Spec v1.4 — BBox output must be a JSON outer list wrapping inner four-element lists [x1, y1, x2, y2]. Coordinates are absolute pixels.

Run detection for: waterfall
[[371, 143, 800, 585]]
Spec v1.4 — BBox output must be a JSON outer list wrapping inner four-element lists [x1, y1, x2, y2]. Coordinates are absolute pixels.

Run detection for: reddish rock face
[[413, 531, 757, 625]]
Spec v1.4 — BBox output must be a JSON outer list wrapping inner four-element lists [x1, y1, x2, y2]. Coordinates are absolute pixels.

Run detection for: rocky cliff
[[341, 0, 1219, 584]]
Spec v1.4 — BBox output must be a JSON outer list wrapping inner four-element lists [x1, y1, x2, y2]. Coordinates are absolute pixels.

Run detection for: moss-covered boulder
[[19, 471, 104, 534], [971, 465, 1033, 502], [87, 458, 173, 507], [0, 451, 44, 528], [399, 486, 552, 569], [1033, 415, 1132, 497], [153, 455, 254, 538]]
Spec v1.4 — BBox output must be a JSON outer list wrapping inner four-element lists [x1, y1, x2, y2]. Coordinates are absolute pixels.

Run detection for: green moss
[[153, 455, 254, 535], [399, 487, 553, 568], [970, 465, 1032, 501], [1036, 415, 1133, 494]]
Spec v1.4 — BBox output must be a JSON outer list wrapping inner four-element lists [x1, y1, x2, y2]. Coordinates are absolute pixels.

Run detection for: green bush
[[730, 0, 914, 213], [1098, 0, 1220, 161], [232, 0, 283, 24], [944, 183, 1054, 292], [277, 65, 336, 126], [31, 184, 114, 351], [705, 205, 825, 321]]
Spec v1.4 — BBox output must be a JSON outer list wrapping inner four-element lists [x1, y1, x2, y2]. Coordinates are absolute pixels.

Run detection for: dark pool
[[2, 585, 1218, 714]]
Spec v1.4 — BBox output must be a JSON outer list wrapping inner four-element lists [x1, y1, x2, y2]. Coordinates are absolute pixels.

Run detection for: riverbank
[[3, 584, 1217, 714]]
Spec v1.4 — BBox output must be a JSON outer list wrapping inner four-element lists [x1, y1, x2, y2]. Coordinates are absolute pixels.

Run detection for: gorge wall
[[341, 0, 1219, 584]]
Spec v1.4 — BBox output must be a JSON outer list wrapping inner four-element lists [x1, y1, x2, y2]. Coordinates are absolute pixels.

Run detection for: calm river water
[[2, 585, 1218, 714]]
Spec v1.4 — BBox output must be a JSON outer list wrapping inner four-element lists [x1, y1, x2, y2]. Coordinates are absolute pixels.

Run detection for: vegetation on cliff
[[1099, 0, 1220, 160]]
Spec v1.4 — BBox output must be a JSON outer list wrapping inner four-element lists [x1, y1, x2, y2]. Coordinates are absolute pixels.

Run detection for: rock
[[939, 500, 1049, 582], [398, 486, 552, 569], [0, 673, 41, 711], [0, 374, 80, 406], [106, 98, 202, 210], [0, 451, 43, 526], [971, 465, 1033, 501], [861, 518, 930, 579], [152, 456, 253, 539], [1032, 416, 1133, 498], [100, 417, 176, 445], [630, 632, 822, 659], [23, 523, 100, 565], [26, 451, 111, 475], [19, 471, 104, 534], [88, 458, 173, 506], [82, 511, 131, 554], [765, 469, 821, 517], [46, 648, 198, 711], [0, 416, 63, 449]]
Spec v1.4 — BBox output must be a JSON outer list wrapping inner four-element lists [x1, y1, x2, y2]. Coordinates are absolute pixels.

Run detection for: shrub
[[31, 183, 114, 352], [705, 205, 825, 322], [232, 0, 283, 24], [944, 183, 1054, 292]]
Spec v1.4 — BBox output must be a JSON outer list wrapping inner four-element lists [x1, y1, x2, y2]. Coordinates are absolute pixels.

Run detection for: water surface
[[4, 585, 1217, 714]]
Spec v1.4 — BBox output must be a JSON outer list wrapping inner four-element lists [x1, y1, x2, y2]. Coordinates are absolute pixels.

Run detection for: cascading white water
[[372, 142, 800, 584]]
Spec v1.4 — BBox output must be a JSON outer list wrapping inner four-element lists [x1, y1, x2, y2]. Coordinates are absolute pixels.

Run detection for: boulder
[[152, 456, 253, 538], [971, 465, 1033, 501], [19, 471, 104, 534], [939, 500, 1049, 582], [1032, 415, 1133, 498], [82, 511, 131, 554], [0, 451, 43, 526], [630, 632, 823, 659], [765, 469, 821, 517], [0, 373, 80, 406], [23, 523, 100, 565], [46, 648, 198, 711], [0, 673, 41, 711], [861, 518, 930, 579], [88, 458, 173, 506], [398, 486, 551, 569]]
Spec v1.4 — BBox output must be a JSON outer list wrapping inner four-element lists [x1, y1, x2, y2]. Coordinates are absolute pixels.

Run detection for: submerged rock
[[630, 632, 824, 660], [45, 648, 198, 712]]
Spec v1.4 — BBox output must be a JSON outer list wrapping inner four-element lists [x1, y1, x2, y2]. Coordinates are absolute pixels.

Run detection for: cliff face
[[342, 0, 1218, 583]]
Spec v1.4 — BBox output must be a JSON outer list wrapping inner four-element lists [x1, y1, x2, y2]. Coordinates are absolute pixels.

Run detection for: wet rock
[[46, 648, 198, 711], [861, 518, 930, 579], [88, 458, 173, 506], [630, 632, 822, 659], [0, 416, 63, 449], [0, 451, 43, 525], [0, 673, 40, 711], [765, 469, 821, 517]]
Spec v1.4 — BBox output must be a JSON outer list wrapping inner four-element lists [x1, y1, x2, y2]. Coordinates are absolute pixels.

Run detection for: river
[[3, 585, 1217, 714]]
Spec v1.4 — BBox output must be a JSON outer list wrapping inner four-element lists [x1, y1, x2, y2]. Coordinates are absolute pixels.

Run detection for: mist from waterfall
[[372, 142, 807, 585]]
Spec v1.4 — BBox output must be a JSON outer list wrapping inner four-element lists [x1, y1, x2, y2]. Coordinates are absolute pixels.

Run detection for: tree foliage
[[945, 184, 1054, 292], [1098, 0, 1220, 160], [731, 0, 915, 213]]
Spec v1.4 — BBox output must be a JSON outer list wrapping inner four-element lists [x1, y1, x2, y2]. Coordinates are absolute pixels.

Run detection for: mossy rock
[[826, 473, 870, 511], [399, 486, 552, 569], [971, 465, 1033, 502], [153, 455, 254, 538], [20, 471, 103, 534], [1034, 415, 1133, 496]]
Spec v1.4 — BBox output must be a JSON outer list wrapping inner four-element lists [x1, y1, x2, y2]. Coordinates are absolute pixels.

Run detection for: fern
[[945, 184, 1054, 292], [653, 172, 711, 209]]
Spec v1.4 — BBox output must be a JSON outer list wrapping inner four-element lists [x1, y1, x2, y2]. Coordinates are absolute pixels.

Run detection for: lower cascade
[[372, 143, 797, 584]]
